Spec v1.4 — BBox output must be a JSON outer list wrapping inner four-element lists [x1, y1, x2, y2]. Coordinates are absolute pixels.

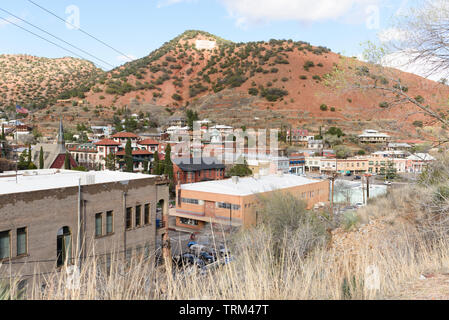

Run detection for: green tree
[[153, 151, 161, 175], [142, 159, 149, 174], [164, 145, 173, 179], [385, 160, 397, 180], [228, 160, 253, 177], [64, 152, 71, 170], [39, 146, 44, 169], [105, 152, 117, 171], [186, 109, 199, 130], [17, 150, 29, 170], [124, 138, 134, 172]]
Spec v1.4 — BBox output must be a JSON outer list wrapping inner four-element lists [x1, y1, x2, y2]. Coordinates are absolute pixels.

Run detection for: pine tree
[[143, 159, 149, 174], [153, 151, 160, 174], [64, 152, 71, 170], [39, 146, 44, 169], [27, 145, 32, 166], [0, 124, 4, 140], [164, 144, 173, 179], [125, 138, 134, 172]]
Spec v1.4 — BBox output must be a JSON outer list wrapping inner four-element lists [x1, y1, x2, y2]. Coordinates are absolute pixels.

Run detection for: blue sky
[[0, 0, 417, 71]]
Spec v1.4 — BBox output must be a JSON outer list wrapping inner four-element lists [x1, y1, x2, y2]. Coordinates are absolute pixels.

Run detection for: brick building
[[172, 174, 329, 232], [0, 169, 169, 290], [173, 157, 226, 185]]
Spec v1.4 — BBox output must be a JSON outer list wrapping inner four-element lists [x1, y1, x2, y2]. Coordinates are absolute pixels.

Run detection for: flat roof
[[0, 169, 158, 196], [180, 174, 326, 196]]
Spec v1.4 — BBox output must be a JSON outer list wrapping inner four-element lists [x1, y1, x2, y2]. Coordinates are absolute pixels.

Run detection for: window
[[217, 202, 241, 210], [17, 228, 27, 256], [144, 204, 150, 225], [106, 211, 113, 234], [136, 205, 142, 227], [182, 198, 199, 205], [180, 218, 199, 226], [0, 231, 10, 260], [95, 213, 103, 237], [126, 207, 133, 230]]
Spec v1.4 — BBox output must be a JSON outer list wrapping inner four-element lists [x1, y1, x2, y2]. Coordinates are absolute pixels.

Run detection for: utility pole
[[362, 176, 366, 206], [329, 173, 338, 220], [366, 175, 370, 200]]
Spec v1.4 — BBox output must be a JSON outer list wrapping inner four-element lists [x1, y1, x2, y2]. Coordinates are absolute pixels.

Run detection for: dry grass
[[3, 172, 449, 300]]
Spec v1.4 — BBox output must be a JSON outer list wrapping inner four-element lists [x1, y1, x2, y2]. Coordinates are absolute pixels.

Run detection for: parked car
[[384, 181, 392, 186], [354, 176, 361, 180], [189, 244, 207, 256], [199, 251, 215, 264], [180, 253, 196, 266]]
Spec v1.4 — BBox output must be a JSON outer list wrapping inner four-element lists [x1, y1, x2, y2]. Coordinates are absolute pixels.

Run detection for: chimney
[[232, 176, 239, 184]]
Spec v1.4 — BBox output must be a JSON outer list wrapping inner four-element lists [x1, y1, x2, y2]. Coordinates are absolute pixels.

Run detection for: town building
[[0, 169, 170, 287], [172, 174, 329, 232], [358, 129, 391, 144], [288, 153, 306, 175], [173, 157, 226, 185], [32, 120, 77, 169], [406, 153, 436, 173], [308, 139, 324, 150]]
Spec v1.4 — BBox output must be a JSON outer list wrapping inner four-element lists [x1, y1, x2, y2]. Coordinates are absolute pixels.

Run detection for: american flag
[[16, 105, 29, 114]]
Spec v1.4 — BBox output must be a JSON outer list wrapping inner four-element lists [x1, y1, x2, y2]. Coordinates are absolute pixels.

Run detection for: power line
[[27, 0, 135, 63], [0, 7, 115, 69], [0, 15, 104, 68]]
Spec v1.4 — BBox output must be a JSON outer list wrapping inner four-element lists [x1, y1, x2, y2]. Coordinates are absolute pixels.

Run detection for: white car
[[384, 181, 392, 186]]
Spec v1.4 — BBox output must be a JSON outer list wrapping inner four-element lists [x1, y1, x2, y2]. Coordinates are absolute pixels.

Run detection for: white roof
[[211, 125, 233, 130], [180, 174, 325, 196], [407, 153, 435, 161], [0, 169, 157, 196]]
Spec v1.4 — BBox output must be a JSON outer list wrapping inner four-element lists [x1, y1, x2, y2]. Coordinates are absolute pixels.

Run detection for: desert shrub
[[379, 102, 389, 108], [172, 93, 182, 101], [256, 192, 330, 258], [260, 87, 289, 102], [320, 104, 328, 111], [304, 60, 315, 71], [248, 88, 259, 96], [413, 120, 423, 128]]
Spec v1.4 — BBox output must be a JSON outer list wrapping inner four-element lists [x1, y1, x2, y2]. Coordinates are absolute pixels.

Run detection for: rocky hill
[[0, 54, 104, 110], [5, 30, 449, 140]]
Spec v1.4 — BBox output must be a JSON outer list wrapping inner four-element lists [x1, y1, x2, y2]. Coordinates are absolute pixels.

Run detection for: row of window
[[301, 190, 321, 199], [125, 204, 151, 231], [216, 202, 241, 211], [182, 198, 201, 205], [0, 228, 27, 261]]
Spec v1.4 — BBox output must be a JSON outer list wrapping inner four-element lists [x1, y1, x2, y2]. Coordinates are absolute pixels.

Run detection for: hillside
[[7, 30, 449, 140], [0, 54, 104, 111]]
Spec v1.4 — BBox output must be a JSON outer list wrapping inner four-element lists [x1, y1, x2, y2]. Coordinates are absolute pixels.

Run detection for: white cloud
[[378, 28, 408, 43], [382, 50, 449, 82]]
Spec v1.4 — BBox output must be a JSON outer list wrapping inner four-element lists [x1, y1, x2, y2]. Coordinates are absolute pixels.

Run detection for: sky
[[0, 0, 419, 71]]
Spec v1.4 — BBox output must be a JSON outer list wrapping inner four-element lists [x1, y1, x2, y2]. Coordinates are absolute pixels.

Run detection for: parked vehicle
[[384, 181, 392, 186], [189, 244, 207, 256], [199, 251, 215, 264], [354, 176, 361, 180]]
